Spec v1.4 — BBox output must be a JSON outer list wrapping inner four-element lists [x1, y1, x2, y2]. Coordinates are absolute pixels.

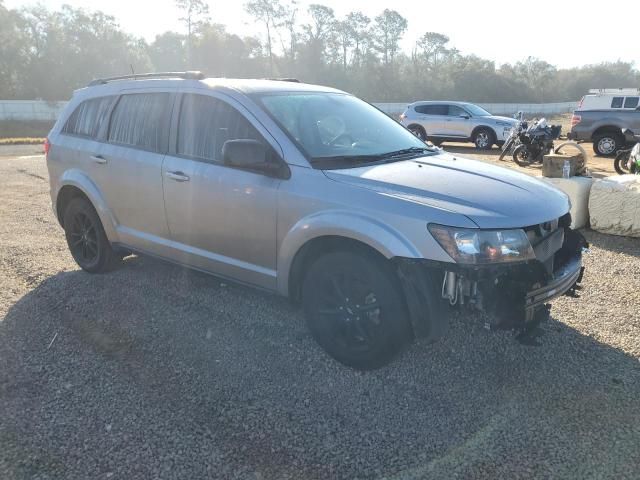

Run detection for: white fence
[[375, 102, 578, 117], [0, 100, 67, 122], [0, 100, 578, 123]]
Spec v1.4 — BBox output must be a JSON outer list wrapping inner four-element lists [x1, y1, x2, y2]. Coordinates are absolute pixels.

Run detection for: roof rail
[[266, 78, 300, 83], [88, 71, 205, 87], [588, 88, 640, 95]]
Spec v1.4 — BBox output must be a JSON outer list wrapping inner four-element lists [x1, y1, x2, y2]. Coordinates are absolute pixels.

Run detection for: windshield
[[464, 103, 491, 116], [256, 92, 436, 167]]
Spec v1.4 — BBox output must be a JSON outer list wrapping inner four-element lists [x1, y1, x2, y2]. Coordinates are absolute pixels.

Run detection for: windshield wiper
[[377, 147, 433, 159]]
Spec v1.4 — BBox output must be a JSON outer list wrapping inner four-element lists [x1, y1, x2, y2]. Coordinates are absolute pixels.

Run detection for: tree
[[175, 0, 210, 68], [148, 32, 187, 71], [244, 0, 285, 75], [345, 11, 370, 67], [416, 32, 450, 69], [372, 9, 407, 66], [334, 19, 353, 72]]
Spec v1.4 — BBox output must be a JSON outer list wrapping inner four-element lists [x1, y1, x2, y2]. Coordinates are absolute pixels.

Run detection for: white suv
[[400, 101, 517, 149]]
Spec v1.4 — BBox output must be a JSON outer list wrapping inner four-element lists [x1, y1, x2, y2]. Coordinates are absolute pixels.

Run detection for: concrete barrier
[[541, 176, 594, 229], [589, 175, 640, 237]]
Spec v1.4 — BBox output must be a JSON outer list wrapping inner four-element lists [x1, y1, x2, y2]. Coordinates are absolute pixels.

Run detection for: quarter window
[[108, 93, 171, 152], [63, 96, 115, 138], [177, 94, 262, 162], [611, 97, 624, 108], [624, 97, 639, 109]]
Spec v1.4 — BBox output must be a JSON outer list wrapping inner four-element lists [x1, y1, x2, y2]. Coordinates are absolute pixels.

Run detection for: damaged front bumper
[[397, 227, 587, 337]]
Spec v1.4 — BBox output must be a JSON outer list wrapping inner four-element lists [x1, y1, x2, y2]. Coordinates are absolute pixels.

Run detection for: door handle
[[166, 171, 190, 182], [90, 154, 107, 164]]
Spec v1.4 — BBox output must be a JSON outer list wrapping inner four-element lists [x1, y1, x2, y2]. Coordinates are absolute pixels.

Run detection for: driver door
[[161, 93, 284, 290]]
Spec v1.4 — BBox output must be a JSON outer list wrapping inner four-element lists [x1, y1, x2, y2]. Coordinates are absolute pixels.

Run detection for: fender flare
[[276, 210, 422, 295], [56, 169, 119, 242]]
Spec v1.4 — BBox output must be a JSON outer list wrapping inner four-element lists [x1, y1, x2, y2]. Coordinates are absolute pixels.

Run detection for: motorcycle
[[614, 128, 640, 174], [511, 118, 562, 167], [499, 111, 528, 161]]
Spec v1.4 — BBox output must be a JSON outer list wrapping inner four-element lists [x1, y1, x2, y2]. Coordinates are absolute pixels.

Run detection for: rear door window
[[624, 97, 639, 109], [415, 105, 447, 115], [108, 93, 172, 153], [177, 94, 261, 163], [63, 96, 115, 138], [611, 97, 624, 108]]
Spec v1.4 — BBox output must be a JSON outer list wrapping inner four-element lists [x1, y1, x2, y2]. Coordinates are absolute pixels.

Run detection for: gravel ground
[[1, 151, 639, 480]]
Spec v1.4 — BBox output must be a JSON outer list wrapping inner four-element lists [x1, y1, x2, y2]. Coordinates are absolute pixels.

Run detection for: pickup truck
[[568, 104, 640, 156]]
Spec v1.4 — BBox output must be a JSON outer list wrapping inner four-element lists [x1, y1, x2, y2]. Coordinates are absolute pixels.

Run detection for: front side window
[[108, 93, 171, 152], [63, 96, 115, 138], [177, 94, 262, 162], [611, 97, 624, 108], [463, 103, 491, 116], [256, 92, 436, 167], [448, 105, 468, 117], [624, 97, 639, 109]]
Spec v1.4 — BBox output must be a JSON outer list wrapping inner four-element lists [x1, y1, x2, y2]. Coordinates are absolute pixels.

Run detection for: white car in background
[[400, 101, 517, 149]]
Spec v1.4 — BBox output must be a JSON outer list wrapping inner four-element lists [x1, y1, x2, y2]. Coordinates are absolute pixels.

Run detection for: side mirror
[[459, 114, 470, 120], [222, 139, 289, 179]]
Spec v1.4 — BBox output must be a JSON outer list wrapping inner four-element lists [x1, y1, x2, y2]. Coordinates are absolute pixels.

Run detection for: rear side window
[[624, 97, 639, 109], [63, 96, 115, 138], [611, 97, 624, 108], [108, 93, 171, 152], [415, 104, 447, 115], [177, 94, 261, 163]]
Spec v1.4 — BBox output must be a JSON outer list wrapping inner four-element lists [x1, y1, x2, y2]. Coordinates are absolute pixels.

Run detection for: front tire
[[593, 132, 623, 157], [301, 251, 411, 370], [614, 149, 631, 175], [473, 128, 495, 150], [512, 144, 533, 166], [63, 197, 120, 273]]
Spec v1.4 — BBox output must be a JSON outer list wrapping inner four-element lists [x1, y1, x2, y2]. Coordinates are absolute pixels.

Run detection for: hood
[[323, 153, 570, 229], [488, 115, 518, 125]]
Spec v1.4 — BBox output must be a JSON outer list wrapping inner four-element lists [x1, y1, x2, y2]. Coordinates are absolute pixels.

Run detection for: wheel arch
[[278, 212, 423, 300], [471, 125, 496, 139], [406, 123, 426, 135], [54, 170, 118, 241], [592, 125, 623, 139]]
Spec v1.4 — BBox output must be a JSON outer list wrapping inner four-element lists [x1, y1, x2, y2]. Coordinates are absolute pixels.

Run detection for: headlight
[[428, 224, 535, 264]]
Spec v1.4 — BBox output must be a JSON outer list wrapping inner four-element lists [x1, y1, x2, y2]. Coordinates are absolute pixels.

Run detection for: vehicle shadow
[[1, 256, 639, 479]]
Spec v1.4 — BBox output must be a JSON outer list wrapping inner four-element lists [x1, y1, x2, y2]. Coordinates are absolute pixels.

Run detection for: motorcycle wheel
[[499, 138, 514, 161], [513, 144, 533, 167], [614, 150, 631, 175]]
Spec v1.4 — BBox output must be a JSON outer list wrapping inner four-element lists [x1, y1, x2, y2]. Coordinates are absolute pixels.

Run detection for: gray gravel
[[1, 153, 639, 480]]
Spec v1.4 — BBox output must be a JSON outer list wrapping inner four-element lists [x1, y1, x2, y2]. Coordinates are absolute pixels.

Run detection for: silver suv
[[400, 101, 517, 149], [47, 72, 585, 369]]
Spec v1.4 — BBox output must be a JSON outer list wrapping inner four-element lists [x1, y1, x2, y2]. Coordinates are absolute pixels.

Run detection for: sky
[[6, 0, 640, 69]]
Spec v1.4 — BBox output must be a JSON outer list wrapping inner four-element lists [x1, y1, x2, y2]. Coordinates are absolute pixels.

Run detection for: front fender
[[276, 210, 423, 295], [56, 169, 119, 242]]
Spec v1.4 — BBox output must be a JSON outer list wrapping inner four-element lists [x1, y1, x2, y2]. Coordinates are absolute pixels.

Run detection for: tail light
[[571, 114, 581, 127], [399, 113, 406, 121], [44, 137, 50, 157]]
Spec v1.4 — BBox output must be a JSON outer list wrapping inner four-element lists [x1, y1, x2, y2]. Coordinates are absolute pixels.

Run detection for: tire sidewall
[[474, 128, 495, 150], [63, 197, 115, 273], [301, 251, 411, 370]]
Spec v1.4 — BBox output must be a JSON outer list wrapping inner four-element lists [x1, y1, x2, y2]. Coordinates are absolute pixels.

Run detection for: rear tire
[[593, 132, 623, 157], [408, 125, 427, 142], [301, 250, 411, 370], [63, 197, 120, 273], [473, 128, 495, 150]]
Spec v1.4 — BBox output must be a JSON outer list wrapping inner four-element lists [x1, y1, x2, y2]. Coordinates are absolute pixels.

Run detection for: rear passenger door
[[161, 92, 282, 290], [97, 91, 175, 248], [414, 104, 447, 136]]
